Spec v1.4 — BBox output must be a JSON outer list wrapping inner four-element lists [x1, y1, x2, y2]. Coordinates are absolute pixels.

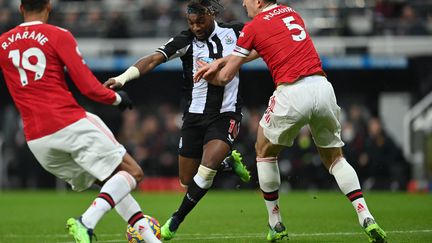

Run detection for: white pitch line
[[3, 229, 432, 242]]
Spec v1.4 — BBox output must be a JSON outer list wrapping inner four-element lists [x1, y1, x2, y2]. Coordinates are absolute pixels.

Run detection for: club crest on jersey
[[225, 35, 234, 45], [194, 39, 205, 48]]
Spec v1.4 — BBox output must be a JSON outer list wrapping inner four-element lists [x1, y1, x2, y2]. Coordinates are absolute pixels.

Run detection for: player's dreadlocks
[[187, 0, 224, 16], [21, 0, 50, 12]]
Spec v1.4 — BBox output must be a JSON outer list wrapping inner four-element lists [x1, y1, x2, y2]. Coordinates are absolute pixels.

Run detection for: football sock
[[82, 171, 136, 229], [257, 157, 282, 228], [218, 155, 232, 172], [170, 166, 216, 231], [330, 158, 373, 225], [115, 194, 160, 242]]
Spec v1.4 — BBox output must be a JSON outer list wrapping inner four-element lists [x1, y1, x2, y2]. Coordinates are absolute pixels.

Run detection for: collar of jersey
[[262, 4, 279, 12], [20, 21, 43, 27]]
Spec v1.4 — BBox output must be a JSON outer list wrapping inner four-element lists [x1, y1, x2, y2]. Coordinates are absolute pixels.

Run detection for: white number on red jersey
[[282, 16, 306, 41], [8, 47, 46, 86]]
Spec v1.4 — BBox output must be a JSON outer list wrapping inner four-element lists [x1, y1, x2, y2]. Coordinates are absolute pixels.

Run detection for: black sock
[[170, 180, 209, 231], [218, 154, 232, 172]]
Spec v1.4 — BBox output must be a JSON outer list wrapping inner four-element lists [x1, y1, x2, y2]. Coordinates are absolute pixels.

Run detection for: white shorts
[[27, 112, 126, 191], [259, 75, 344, 148]]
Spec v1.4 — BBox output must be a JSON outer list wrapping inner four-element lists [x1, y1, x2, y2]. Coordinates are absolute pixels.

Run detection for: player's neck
[[23, 13, 49, 24]]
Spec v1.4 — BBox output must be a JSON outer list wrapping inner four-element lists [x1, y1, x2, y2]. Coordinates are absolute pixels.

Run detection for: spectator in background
[[360, 118, 408, 190], [106, 11, 130, 38], [396, 4, 427, 36], [0, 8, 15, 34]]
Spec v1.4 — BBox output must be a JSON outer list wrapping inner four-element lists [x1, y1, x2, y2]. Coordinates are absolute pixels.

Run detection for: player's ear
[[47, 2, 53, 12], [19, 4, 24, 15]]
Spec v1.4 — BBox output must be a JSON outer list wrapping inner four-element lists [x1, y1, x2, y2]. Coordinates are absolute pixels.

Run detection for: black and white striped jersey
[[156, 21, 243, 115]]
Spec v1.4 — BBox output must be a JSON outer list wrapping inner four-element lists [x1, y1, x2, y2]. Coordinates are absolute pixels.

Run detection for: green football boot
[[230, 150, 251, 182], [161, 218, 177, 241], [66, 217, 95, 243], [363, 218, 387, 243], [267, 222, 289, 242]]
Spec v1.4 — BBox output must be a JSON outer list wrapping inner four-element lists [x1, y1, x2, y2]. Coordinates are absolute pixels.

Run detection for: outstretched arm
[[194, 50, 259, 83], [105, 52, 165, 89]]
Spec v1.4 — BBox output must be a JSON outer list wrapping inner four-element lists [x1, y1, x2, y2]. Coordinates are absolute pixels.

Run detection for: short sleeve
[[233, 22, 255, 57], [157, 30, 193, 62]]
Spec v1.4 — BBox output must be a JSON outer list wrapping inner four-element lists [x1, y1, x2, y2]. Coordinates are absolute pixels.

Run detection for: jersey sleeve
[[55, 30, 116, 105], [233, 22, 255, 58], [157, 30, 193, 62]]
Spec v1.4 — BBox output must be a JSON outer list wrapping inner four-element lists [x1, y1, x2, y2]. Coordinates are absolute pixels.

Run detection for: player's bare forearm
[[105, 52, 165, 89], [204, 55, 244, 86]]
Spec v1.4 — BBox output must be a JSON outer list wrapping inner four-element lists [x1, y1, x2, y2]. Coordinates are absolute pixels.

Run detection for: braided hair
[[187, 0, 224, 16]]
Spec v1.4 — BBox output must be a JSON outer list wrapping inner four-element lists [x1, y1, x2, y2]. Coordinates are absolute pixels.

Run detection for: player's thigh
[[27, 135, 100, 192], [202, 139, 231, 170], [259, 89, 308, 147], [309, 80, 344, 148], [255, 125, 285, 158], [179, 115, 205, 159], [178, 155, 200, 186], [204, 113, 241, 150]]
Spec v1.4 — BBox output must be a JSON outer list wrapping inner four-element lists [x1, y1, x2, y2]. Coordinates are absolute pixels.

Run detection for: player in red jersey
[[0, 1, 160, 242], [195, 0, 387, 242]]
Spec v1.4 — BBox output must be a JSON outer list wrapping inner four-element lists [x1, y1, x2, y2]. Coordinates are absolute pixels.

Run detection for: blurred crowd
[[0, 102, 409, 191], [0, 0, 431, 37]]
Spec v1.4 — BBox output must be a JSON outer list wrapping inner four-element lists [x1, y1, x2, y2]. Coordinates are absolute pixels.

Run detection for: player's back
[[0, 22, 86, 140], [249, 5, 323, 84]]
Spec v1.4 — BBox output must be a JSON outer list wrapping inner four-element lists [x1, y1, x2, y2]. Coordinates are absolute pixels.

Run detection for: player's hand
[[104, 78, 123, 90], [116, 90, 133, 111], [194, 60, 217, 83]]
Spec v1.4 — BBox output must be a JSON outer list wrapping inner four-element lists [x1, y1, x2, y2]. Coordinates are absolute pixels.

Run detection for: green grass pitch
[[0, 190, 431, 242]]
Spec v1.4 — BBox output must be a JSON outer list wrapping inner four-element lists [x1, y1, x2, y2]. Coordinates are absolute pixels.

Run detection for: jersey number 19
[[8, 47, 46, 86]]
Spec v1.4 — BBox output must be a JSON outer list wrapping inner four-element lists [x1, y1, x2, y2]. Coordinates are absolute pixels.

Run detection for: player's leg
[[162, 140, 229, 240], [317, 147, 387, 242], [310, 78, 386, 242], [115, 193, 161, 243], [71, 153, 146, 241], [255, 126, 288, 242]]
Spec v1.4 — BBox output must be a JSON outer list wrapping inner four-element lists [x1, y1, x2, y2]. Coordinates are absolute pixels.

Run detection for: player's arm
[[104, 52, 165, 89], [194, 50, 259, 82], [56, 30, 131, 109], [201, 54, 245, 86]]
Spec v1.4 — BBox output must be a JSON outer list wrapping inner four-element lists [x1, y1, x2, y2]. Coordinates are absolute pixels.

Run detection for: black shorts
[[179, 112, 242, 159]]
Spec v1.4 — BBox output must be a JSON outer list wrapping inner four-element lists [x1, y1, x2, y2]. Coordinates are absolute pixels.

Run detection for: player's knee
[[179, 175, 192, 187], [127, 167, 144, 183], [255, 142, 280, 158]]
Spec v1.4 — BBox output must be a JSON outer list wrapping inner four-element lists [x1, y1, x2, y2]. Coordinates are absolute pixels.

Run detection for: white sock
[[115, 194, 160, 243], [257, 157, 282, 228], [330, 158, 373, 225], [82, 171, 136, 229]]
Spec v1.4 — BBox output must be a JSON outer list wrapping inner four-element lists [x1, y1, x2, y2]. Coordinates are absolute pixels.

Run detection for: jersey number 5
[[8, 47, 46, 86], [283, 16, 306, 41]]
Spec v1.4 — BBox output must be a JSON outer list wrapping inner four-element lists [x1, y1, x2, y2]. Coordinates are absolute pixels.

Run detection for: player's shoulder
[[41, 24, 72, 35]]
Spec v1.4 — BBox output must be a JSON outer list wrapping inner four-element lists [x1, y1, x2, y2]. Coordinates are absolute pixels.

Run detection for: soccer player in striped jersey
[[195, 0, 387, 242], [104, 0, 256, 240], [0, 1, 160, 242]]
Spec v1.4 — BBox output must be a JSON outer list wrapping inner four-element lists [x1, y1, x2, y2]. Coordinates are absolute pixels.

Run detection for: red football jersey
[[0, 21, 116, 140], [234, 5, 324, 84]]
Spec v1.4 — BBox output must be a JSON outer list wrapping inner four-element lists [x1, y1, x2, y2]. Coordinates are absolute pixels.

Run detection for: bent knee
[[128, 167, 144, 183]]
